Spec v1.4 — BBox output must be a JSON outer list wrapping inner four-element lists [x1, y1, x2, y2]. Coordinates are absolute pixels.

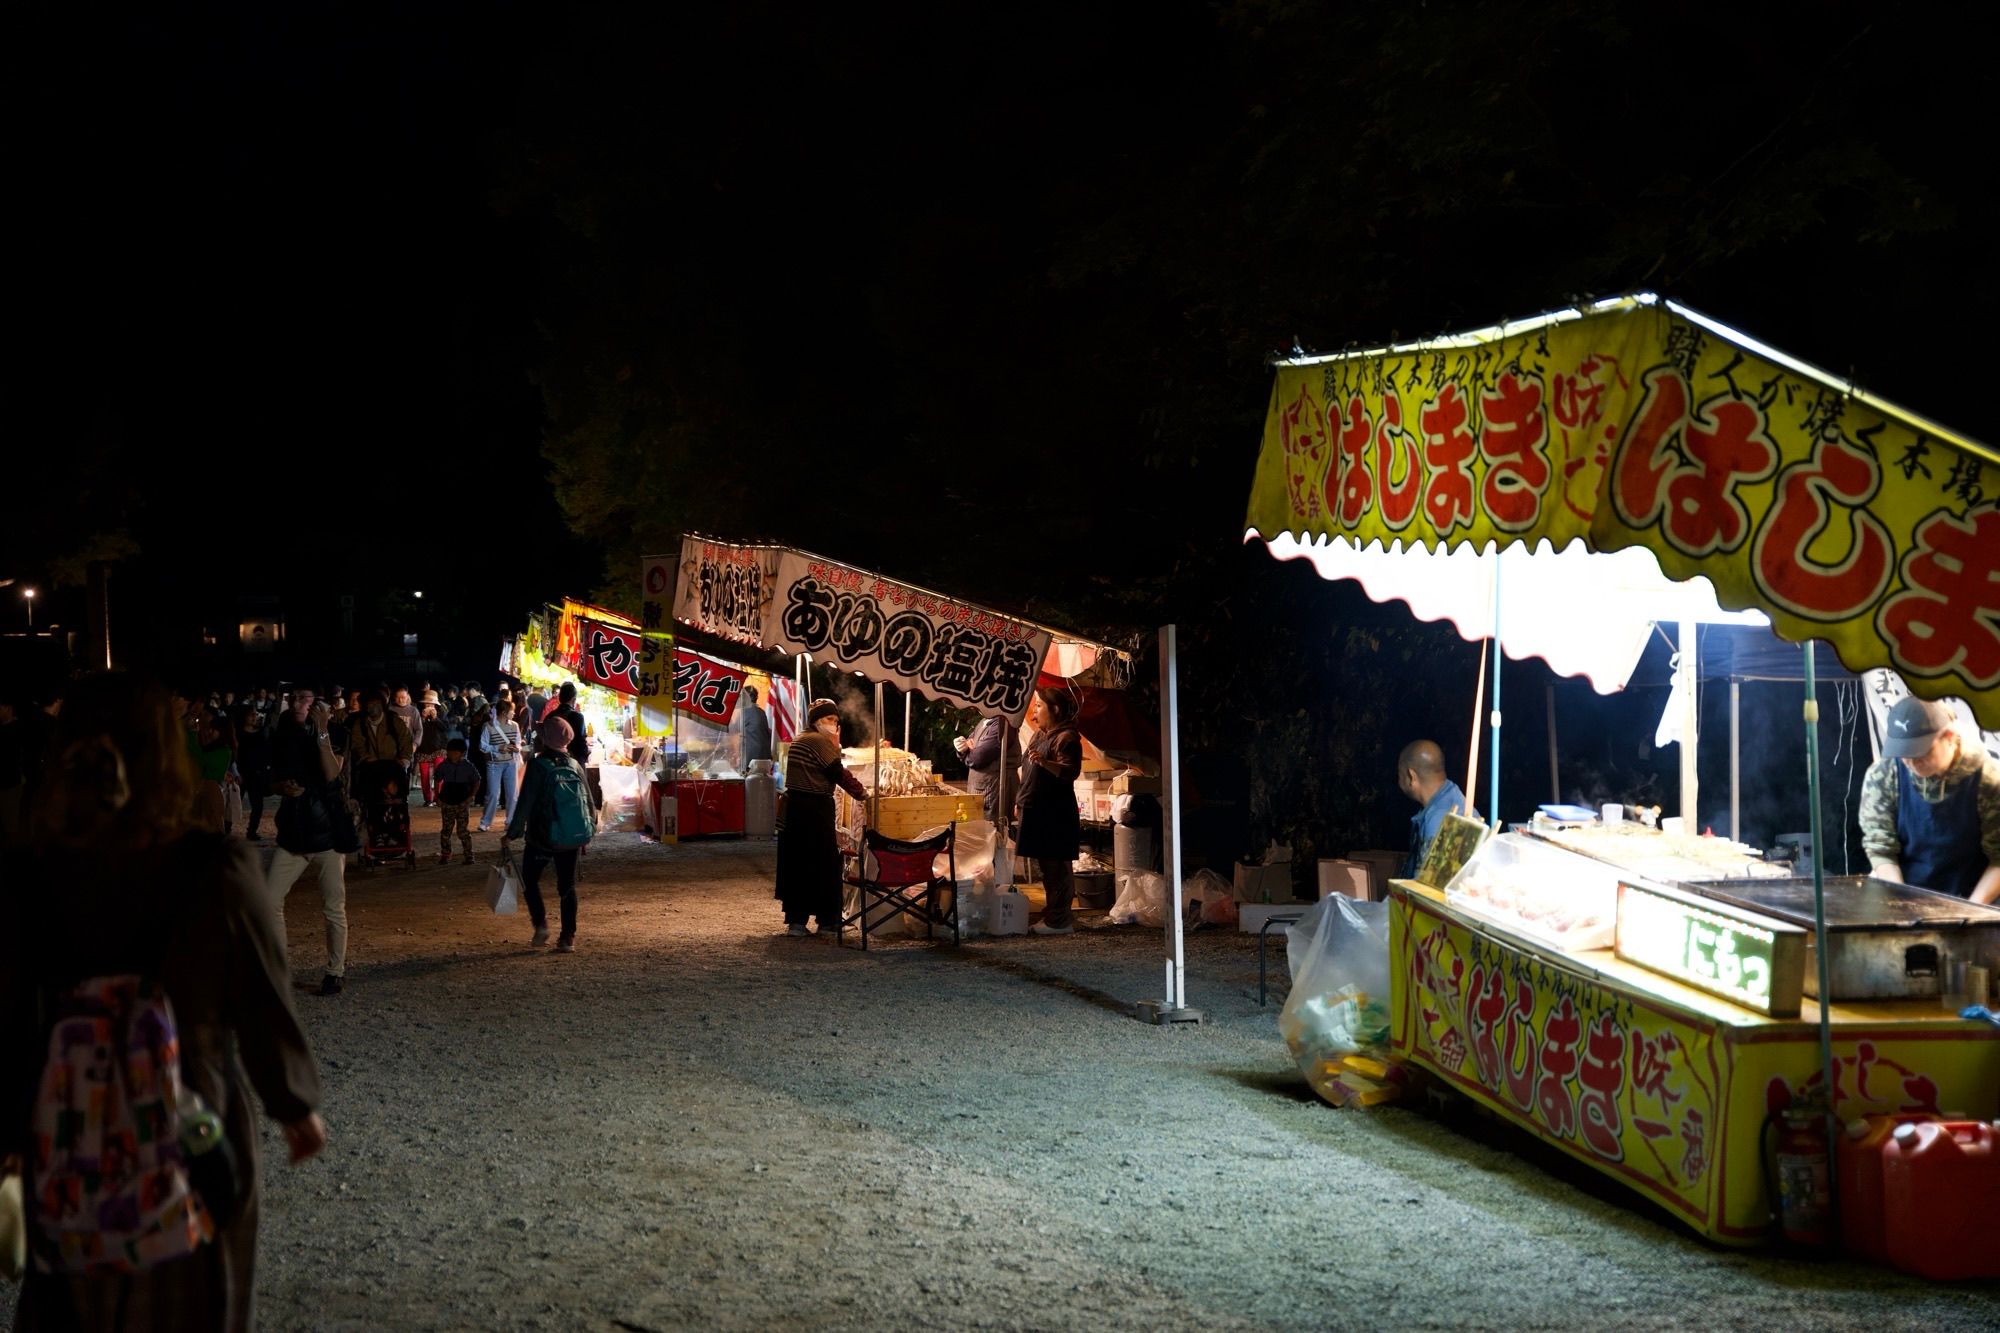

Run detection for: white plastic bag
[[1185, 868, 1238, 926], [222, 782, 244, 831], [1108, 871, 1167, 926], [1277, 895, 1399, 1107], [486, 855, 521, 915]]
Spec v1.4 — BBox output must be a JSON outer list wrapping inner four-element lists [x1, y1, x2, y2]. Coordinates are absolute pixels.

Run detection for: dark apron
[[774, 790, 842, 923], [1896, 762, 1986, 897]]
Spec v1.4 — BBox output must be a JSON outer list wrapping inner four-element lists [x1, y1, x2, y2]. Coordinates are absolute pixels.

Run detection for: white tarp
[[1257, 531, 1768, 694]]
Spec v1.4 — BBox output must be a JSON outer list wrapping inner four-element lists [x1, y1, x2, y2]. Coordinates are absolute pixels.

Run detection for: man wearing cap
[[1859, 697, 2000, 904]]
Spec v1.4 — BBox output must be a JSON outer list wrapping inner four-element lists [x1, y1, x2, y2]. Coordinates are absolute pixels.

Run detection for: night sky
[[13, 3, 1995, 851]]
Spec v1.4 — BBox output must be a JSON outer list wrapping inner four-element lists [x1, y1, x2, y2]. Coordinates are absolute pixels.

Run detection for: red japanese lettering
[[1466, 965, 1505, 1092], [1878, 507, 2000, 688], [1610, 366, 1687, 530], [1420, 382, 1477, 535], [1499, 976, 1538, 1115], [1479, 372, 1551, 531], [1536, 996, 1581, 1140], [1375, 389, 1422, 530], [1680, 1108, 1708, 1181], [1279, 384, 1328, 523], [1661, 398, 1778, 556], [1750, 436, 1893, 621], [1327, 395, 1374, 528], [1577, 1011, 1625, 1162]]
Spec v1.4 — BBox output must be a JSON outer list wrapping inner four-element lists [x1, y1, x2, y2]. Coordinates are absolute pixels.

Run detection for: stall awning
[[1244, 294, 2000, 727], [670, 536, 1129, 725]]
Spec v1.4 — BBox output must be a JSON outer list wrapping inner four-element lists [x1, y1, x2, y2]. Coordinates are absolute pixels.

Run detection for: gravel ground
[[8, 809, 1998, 1331]]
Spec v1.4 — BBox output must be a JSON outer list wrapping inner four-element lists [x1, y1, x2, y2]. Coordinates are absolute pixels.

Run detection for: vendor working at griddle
[[1858, 697, 2000, 904]]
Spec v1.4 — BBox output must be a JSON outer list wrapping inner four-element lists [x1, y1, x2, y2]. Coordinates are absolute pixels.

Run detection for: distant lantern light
[[414, 590, 424, 599]]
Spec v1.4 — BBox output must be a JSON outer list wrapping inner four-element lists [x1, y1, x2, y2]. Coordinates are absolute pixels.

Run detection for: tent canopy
[[1244, 294, 2000, 727], [671, 535, 1129, 725]]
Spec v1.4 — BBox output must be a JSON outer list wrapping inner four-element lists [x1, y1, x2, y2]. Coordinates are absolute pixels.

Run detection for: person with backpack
[[1, 672, 326, 1329], [503, 715, 596, 953]]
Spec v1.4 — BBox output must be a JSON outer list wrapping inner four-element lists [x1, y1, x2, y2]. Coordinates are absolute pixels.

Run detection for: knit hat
[[807, 698, 840, 727], [538, 715, 574, 753], [420, 689, 440, 706]]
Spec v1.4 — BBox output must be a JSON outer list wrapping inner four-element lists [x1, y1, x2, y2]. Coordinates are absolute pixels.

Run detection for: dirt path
[[9, 810, 1997, 1330]]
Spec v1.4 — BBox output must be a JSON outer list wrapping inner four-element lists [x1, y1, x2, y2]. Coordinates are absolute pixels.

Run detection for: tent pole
[[1465, 638, 1488, 823], [873, 680, 884, 829], [1488, 551, 1502, 829], [1803, 641, 1839, 1216], [1730, 680, 1742, 842], [1679, 620, 1700, 829], [904, 690, 912, 753], [1545, 682, 1560, 805], [1137, 622, 1195, 1024]]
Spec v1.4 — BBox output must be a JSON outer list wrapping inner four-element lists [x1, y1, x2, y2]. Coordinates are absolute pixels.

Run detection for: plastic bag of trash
[[1185, 868, 1237, 926], [1108, 870, 1167, 926], [1277, 895, 1402, 1107]]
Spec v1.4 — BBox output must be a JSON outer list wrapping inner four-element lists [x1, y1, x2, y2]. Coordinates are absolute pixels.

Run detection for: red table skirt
[[652, 778, 745, 837]]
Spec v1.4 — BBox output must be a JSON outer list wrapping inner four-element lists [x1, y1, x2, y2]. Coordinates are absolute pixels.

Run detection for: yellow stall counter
[[1388, 880, 2000, 1245]]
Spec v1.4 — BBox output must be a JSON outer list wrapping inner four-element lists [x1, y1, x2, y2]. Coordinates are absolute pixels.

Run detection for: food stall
[[668, 536, 1141, 918], [510, 600, 651, 823], [1243, 294, 2000, 1243]]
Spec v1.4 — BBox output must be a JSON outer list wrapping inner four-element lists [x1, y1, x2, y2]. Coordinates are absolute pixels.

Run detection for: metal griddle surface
[[1680, 875, 2000, 931]]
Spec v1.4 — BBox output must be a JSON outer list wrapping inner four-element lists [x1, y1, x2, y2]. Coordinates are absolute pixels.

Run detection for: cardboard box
[[1238, 902, 1309, 935], [1233, 861, 1291, 903], [1111, 771, 1160, 795], [1347, 849, 1405, 902], [1317, 858, 1371, 901]]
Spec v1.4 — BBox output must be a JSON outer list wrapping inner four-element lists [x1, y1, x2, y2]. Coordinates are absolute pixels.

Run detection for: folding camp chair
[[841, 826, 957, 950]]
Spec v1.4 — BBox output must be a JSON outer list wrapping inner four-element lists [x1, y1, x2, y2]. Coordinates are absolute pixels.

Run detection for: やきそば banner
[[674, 648, 746, 726], [578, 619, 643, 696], [1245, 298, 2000, 725]]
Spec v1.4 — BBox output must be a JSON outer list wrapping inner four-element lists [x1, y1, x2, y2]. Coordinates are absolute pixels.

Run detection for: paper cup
[[1601, 803, 1623, 825]]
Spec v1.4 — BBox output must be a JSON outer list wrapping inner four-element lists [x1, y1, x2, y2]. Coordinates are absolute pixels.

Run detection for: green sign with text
[[1615, 880, 1807, 1017]]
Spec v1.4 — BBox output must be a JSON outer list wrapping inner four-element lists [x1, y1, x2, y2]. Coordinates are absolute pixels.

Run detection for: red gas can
[[1881, 1120, 2000, 1281], [1837, 1113, 1941, 1263]]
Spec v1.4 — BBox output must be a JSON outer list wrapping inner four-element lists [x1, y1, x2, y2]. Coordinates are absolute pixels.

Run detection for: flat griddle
[[1678, 875, 2000, 931]]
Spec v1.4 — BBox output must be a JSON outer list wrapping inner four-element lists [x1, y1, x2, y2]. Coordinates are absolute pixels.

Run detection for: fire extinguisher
[[1774, 1105, 1833, 1247]]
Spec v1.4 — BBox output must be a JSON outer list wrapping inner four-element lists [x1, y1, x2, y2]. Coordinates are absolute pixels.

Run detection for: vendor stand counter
[[1388, 877, 2000, 1246], [654, 776, 745, 838]]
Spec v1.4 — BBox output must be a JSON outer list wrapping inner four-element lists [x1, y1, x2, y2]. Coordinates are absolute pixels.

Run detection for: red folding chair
[[841, 826, 957, 950]]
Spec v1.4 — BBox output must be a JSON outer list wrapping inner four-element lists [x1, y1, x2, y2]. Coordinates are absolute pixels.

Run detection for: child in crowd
[[432, 737, 483, 864]]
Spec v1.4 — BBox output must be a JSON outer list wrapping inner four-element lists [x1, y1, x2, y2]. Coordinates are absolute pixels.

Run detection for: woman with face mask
[[774, 698, 868, 937]]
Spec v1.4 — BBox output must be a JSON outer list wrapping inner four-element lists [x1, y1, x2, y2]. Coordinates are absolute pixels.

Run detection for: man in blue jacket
[[1399, 739, 1479, 879]]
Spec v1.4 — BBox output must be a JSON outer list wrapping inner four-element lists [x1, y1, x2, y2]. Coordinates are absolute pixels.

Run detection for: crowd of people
[[0, 667, 610, 1329]]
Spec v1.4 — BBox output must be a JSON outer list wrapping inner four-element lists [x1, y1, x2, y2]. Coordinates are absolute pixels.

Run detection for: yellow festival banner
[[1390, 885, 2000, 1243], [1245, 297, 2000, 726]]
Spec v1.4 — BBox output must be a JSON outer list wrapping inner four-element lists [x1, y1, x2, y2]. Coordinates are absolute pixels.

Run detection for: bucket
[[1072, 871, 1115, 909]]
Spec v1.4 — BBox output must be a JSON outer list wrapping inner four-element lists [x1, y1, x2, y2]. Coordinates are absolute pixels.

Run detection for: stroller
[[356, 760, 416, 868]]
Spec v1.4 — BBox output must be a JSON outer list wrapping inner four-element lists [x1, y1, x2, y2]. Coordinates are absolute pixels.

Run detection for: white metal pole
[[1160, 624, 1186, 1011], [903, 690, 912, 753], [1679, 620, 1699, 829], [873, 680, 884, 829], [1730, 680, 1742, 842]]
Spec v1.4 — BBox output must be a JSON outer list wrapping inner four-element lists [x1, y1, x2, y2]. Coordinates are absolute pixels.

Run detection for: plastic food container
[[1443, 833, 1620, 951]]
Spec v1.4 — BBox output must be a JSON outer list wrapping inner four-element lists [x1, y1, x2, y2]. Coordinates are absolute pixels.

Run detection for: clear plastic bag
[[1108, 870, 1167, 926], [1185, 868, 1237, 926], [1277, 895, 1401, 1107]]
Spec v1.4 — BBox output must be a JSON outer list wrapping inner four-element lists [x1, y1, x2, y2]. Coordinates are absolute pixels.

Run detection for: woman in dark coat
[[2, 673, 327, 1332], [1015, 687, 1084, 935], [775, 699, 868, 936]]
